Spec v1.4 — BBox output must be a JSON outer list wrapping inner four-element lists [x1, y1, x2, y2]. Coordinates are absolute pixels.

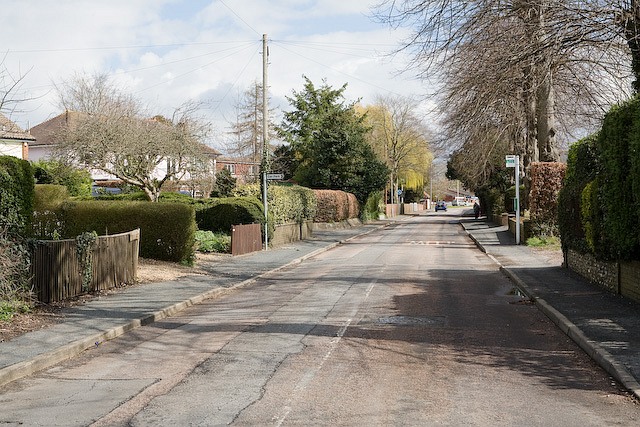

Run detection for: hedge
[[313, 190, 359, 222], [558, 134, 599, 254], [59, 201, 196, 263], [233, 183, 317, 225], [529, 162, 566, 237], [597, 97, 640, 259], [195, 196, 265, 233], [0, 155, 34, 234]]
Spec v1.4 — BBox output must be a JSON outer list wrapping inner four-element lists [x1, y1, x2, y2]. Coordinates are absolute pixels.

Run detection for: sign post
[[262, 172, 268, 250], [505, 155, 521, 245]]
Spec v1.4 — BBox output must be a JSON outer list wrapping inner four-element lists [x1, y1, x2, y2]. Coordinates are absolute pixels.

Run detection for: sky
[[1, 0, 435, 151]]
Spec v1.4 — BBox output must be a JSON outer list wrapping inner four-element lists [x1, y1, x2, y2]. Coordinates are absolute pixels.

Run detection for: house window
[[224, 164, 235, 174]]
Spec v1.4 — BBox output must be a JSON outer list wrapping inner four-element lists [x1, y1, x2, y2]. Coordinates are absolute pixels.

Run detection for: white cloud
[[1, 0, 435, 149]]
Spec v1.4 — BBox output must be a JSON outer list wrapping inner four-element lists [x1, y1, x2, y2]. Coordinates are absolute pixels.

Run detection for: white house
[[0, 113, 34, 160]]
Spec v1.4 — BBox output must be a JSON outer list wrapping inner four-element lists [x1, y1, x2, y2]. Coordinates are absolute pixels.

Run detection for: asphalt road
[[2, 211, 639, 426]]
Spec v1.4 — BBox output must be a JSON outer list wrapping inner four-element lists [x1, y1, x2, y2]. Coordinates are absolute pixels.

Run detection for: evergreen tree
[[279, 77, 388, 203]]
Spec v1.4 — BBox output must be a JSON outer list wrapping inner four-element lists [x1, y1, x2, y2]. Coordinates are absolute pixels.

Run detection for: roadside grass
[[526, 235, 561, 250]]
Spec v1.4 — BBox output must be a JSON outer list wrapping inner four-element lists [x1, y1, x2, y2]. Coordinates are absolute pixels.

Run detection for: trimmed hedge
[[597, 97, 640, 259], [0, 156, 34, 234], [233, 183, 317, 225], [529, 162, 566, 237], [313, 190, 360, 222], [195, 197, 265, 233], [558, 134, 599, 254], [59, 201, 196, 263]]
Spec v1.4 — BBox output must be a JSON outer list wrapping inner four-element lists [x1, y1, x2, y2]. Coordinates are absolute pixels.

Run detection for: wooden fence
[[30, 229, 140, 303], [231, 223, 262, 256]]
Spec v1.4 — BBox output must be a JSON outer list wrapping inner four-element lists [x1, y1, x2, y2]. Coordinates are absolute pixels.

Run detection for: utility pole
[[261, 34, 270, 249]]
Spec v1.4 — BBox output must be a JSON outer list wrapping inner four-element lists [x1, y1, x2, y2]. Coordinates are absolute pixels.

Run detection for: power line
[[6, 40, 256, 54], [218, 0, 261, 36]]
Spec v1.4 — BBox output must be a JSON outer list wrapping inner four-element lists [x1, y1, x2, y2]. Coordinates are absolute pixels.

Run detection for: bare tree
[[374, 0, 634, 188], [0, 53, 33, 116], [362, 95, 432, 203], [54, 73, 211, 202]]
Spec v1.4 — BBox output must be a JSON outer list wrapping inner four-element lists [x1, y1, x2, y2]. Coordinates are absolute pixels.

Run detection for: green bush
[[475, 185, 504, 219], [0, 228, 32, 320], [558, 134, 599, 254], [361, 190, 383, 221], [59, 201, 196, 263], [234, 183, 317, 225], [195, 230, 231, 253], [581, 180, 601, 254], [31, 185, 69, 239], [596, 97, 640, 259], [196, 196, 265, 233], [32, 159, 92, 197], [0, 156, 34, 234]]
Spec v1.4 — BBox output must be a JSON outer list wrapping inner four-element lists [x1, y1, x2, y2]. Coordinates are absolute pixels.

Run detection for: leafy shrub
[[529, 162, 566, 237], [596, 97, 640, 259], [233, 183, 317, 225], [32, 159, 92, 197], [0, 156, 34, 234], [195, 230, 231, 253], [30, 184, 69, 239], [196, 197, 265, 233], [59, 201, 196, 263], [558, 134, 599, 254], [581, 180, 601, 254], [361, 190, 383, 221], [0, 226, 32, 320], [313, 189, 360, 222]]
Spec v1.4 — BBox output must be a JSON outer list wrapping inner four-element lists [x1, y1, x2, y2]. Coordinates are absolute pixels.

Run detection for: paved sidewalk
[[461, 217, 640, 400], [0, 221, 391, 388]]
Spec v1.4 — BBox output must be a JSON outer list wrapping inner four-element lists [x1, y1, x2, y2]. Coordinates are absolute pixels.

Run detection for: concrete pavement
[[2, 212, 640, 402]]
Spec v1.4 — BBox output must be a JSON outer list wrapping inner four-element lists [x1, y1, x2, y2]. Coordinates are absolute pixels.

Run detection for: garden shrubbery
[[559, 95, 640, 260], [59, 201, 196, 263], [0, 156, 35, 319], [529, 162, 566, 237], [313, 189, 359, 222]]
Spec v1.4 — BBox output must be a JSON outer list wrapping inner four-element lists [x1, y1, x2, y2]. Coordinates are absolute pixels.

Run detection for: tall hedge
[[0, 155, 34, 234], [597, 97, 640, 259], [558, 134, 599, 254], [529, 162, 566, 237], [59, 201, 196, 263], [313, 190, 359, 222]]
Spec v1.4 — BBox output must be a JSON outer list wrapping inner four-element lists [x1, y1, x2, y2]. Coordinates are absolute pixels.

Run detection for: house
[[0, 113, 35, 160], [216, 156, 260, 184], [29, 110, 223, 197], [28, 110, 82, 162]]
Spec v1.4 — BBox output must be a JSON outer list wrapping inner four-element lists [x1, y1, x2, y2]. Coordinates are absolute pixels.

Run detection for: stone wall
[[566, 250, 640, 303], [567, 249, 619, 293]]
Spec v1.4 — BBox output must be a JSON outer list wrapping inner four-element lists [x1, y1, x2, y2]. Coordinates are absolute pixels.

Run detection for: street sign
[[266, 173, 284, 180], [505, 155, 516, 168]]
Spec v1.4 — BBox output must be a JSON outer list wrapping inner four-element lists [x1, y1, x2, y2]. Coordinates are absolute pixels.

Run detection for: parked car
[[435, 201, 447, 211]]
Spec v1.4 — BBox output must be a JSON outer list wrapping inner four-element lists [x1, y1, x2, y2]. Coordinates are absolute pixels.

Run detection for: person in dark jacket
[[473, 201, 480, 219]]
